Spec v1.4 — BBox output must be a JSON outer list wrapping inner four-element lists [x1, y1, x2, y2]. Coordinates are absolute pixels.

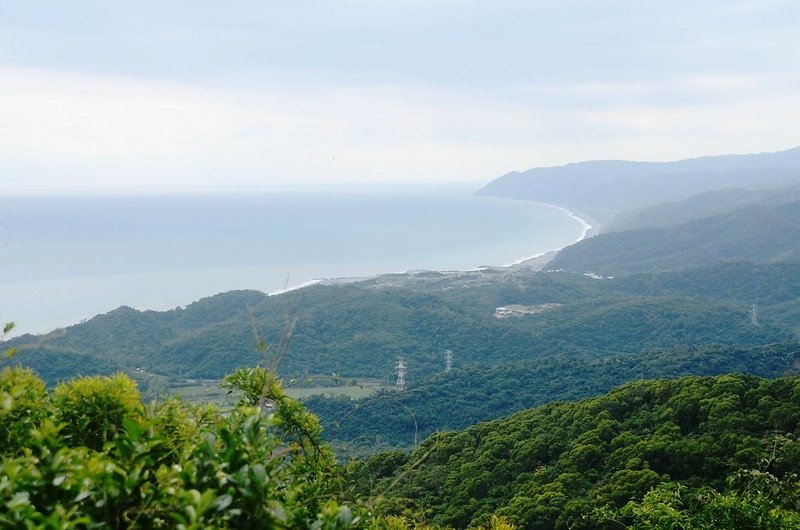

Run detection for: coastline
[[500, 202, 597, 268], [303, 200, 599, 292], [3, 198, 597, 337]]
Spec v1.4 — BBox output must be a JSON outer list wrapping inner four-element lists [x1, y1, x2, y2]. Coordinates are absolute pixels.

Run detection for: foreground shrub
[[52, 373, 144, 450], [593, 470, 800, 529], [0, 366, 363, 528], [0, 366, 48, 455]]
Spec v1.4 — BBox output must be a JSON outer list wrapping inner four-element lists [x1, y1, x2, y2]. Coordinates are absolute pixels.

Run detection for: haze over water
[[0, 189, 585, 336]]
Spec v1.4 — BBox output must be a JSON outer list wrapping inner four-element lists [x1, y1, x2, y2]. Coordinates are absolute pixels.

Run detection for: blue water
[[0, 189, 584, 335]]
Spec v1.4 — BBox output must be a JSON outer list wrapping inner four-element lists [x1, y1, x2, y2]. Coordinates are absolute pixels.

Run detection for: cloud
[[0, 67, 544, 187], [1, 66, 799, 192]]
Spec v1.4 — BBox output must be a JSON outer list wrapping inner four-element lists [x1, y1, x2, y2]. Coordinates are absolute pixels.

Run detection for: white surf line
[[547, 203, 593, 242], [503, 202, 594, 267], [267, 278, 324, 296], [270, 201, 597, 292]]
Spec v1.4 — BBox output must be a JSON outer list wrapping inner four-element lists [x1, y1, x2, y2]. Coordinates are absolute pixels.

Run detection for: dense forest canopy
[[350, 374, 800, 529], [307, 342, 800, 455]]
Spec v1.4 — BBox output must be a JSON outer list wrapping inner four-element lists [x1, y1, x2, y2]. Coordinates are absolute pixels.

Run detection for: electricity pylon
[[395, 357, 407, 391]]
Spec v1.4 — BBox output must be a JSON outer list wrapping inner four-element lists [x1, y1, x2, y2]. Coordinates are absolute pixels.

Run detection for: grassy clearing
[[170, 382, 231, 406], [285, 385, 378, 400], [167, 378, 383, 405]]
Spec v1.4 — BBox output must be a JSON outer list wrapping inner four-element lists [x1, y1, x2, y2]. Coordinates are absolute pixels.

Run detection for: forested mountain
[[548, 201, 800, 275], [603, 181, 800, 232], [351, 374, 800, 529], [475, 146, 800, 214], [7, 262, 799, 389], [308, 342, 800, 455], [606, 261, 800, 310], [6, 290, 270, 384]]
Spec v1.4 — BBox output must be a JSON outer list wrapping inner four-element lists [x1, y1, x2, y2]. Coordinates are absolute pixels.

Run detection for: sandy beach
[[501, 202, 599, 269], [314, 201, 598, 287]]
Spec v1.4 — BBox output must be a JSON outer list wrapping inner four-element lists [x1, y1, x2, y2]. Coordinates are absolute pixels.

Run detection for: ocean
[[0, 188, 586, 336]]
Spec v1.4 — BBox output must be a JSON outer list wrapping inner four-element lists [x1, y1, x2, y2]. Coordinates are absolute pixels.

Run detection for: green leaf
[[214, 494, 233, 511], [123, 418, 144, 440]]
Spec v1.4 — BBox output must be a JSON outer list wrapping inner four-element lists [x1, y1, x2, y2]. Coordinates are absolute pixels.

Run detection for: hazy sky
[[2, 0, 799, 191]]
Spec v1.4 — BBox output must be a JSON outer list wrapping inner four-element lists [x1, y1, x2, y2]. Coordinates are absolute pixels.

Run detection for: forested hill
[[307, 342, 800, 455], [475, 146, 800, 213], [7, 262, 800, 389], [602, 181, 800, 232], [548, 201, 800, 275], [351, 374, 800, 529]]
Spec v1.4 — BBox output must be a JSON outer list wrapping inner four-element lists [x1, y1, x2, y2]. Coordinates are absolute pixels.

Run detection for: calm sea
[[0, 189, 584, 336]]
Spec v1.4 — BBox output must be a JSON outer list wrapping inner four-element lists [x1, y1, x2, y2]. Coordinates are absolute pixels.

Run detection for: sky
[[1, 0, 799, 191]]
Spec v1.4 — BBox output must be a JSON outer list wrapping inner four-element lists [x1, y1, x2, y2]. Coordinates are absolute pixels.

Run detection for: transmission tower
[[751, 304, 759, 327], [444, 350, 453, 372], [395, 356, 407, 391]]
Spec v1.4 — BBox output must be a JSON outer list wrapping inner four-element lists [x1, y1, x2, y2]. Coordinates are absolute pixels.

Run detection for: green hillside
[[548, 202, 800, 275], [307, 342, 800, 455], [603, 182, 800, 232], [8, 262, 798, 391], [351, 374, 800, 529]]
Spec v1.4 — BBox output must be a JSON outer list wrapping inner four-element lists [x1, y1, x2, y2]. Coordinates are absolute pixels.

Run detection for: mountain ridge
[[603, 181, 800, 232], [475, 146, 800, 215], [548, 201, 800, 275]]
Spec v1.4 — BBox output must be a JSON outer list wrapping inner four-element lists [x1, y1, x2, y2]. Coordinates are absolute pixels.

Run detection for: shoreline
[[500, 202, 596, 268], [3, 199, 598, 337], [288, 201, 599, 293]]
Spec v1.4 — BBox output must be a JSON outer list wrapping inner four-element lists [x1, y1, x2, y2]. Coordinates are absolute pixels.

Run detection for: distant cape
[[475, 146, 800, 215]]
